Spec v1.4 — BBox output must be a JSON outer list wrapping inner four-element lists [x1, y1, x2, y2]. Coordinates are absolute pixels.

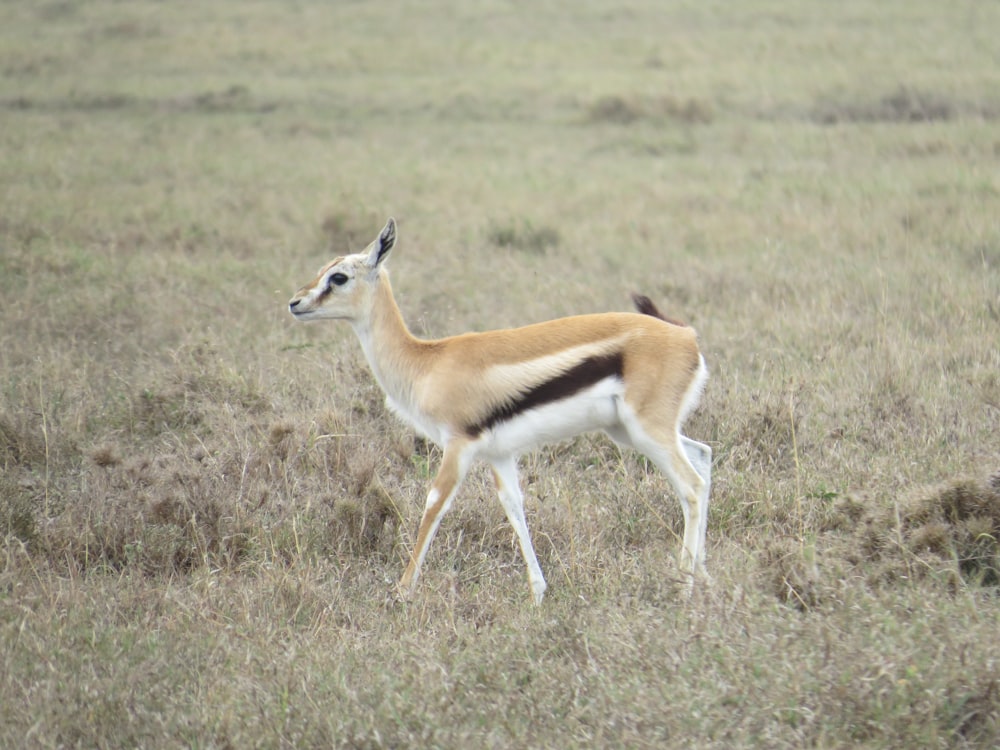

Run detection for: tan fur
[[358, 277, 701, 436]]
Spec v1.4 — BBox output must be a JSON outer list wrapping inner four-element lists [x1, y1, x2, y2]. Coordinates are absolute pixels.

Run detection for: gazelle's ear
[[364, 218, 396, 269]]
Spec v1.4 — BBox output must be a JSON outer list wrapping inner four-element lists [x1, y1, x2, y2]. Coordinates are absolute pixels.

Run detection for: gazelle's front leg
[[491, 458, 547, 604], [398, 439, 473, 598]]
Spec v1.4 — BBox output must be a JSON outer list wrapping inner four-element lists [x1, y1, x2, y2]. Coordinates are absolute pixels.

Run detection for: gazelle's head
[[288, 218, 396, 322]]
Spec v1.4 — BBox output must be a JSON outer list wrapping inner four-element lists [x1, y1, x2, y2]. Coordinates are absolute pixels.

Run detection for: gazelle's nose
[[289, 298, 301, 310]]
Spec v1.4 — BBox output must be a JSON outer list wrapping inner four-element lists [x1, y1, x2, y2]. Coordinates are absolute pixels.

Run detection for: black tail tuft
[[631, 293, 687, 327]]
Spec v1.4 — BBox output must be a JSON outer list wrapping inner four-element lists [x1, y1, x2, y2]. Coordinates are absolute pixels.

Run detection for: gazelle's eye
[[329, 273, 349, 287]]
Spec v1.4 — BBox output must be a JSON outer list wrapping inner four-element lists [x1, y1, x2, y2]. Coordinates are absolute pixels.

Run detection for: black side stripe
[[465, 352, 624, 437]]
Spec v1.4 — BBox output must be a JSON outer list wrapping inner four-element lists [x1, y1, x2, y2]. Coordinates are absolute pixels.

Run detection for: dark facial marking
[[466, 352, 625, 437], [311, 270, 348, 305], [313, 286, 332, 305]]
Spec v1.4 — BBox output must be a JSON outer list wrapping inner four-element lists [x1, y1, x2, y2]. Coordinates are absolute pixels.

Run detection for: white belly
[[476, 377, 624, 460]]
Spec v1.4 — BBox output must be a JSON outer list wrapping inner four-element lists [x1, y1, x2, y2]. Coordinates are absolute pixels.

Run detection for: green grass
[[2, 0, 1000, 747]]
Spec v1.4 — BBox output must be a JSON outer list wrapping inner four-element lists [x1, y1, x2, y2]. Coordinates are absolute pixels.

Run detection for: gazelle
[[289, 218, 712, 604]]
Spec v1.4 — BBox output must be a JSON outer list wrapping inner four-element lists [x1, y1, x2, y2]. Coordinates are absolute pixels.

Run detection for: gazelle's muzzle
[[288, 291, 315, 318]]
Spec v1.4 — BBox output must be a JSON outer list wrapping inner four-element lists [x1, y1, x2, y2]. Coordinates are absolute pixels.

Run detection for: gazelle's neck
[[351, 273, 427, 409]]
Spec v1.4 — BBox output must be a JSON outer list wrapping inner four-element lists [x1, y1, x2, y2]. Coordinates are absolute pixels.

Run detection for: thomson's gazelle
[[289, 218, 712, 604]]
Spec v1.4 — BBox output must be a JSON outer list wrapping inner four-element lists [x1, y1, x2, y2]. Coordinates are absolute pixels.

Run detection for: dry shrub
[[758, 537, 822, 610], [0, 413, 47, 470], [0, 473, 38, 544], [42, 451, 253, 576], [947, 674, 1000, 747], [331, 487, 401, 558], [266, 420, 296, 461], [811, 86, 1000, 125], [585, 94, 713, 125], [89, 444, 121, 468], [249, 413, 413, 562], [723, 390, 801, 473], [859, 369, 929, 450], [329, 446, 404, 557], [133, 364, 268, 437], [859, 473, 1000, 586], [0, 414, 47, 544], [485, 219, 560, 255], [320, 209, 383, 254], [824, 492, 868, 533]]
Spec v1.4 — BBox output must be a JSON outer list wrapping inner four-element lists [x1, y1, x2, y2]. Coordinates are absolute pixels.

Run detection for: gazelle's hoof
[[395, 579, 415, 603], [530, 579, 547, 606]]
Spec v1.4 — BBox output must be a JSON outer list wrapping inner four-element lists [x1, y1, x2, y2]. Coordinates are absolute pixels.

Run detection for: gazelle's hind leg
[[490, 458, 547, 604], [618, 408, 709, 585], [398, 439, 474, 598], [681, 436, 712, 575]]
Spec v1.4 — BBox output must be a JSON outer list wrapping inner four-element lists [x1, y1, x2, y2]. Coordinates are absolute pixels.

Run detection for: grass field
[[2, 1, 1000, 747]]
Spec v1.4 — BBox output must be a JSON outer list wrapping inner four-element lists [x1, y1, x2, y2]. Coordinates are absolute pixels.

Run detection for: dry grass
[[2, 1, 1000, 747]]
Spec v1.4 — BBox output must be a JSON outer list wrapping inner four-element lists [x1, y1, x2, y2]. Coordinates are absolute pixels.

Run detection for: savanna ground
[[2, 1, 1000, 747]]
